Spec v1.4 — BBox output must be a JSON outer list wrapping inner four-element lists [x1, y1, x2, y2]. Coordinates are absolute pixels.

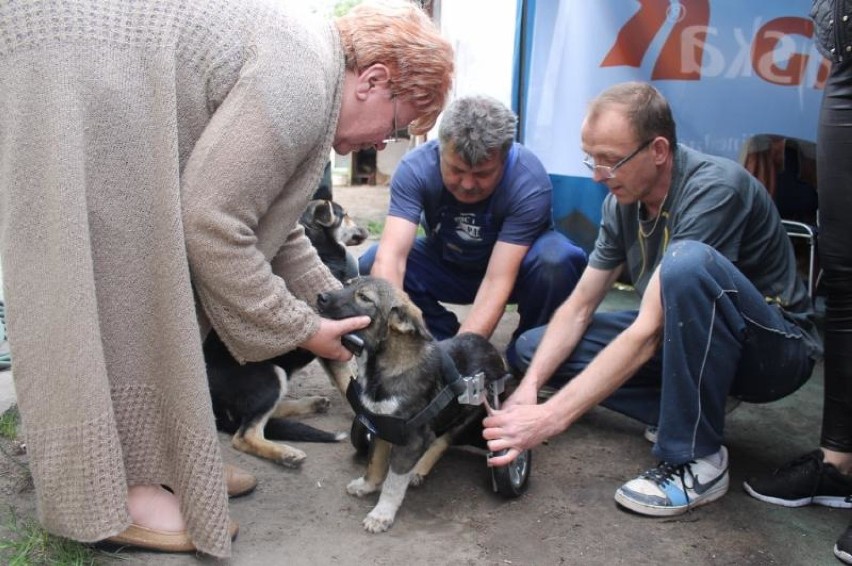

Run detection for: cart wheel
[[350, 417, 372, 456], [490, 448, 531, 497]]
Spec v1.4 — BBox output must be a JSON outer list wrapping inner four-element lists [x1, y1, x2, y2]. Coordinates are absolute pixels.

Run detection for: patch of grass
[[0, 411, 115, 565], [366, 219, 384, 237], [0, 405, 19, 440], [0, 507, 112, 566], [364, 219, 425, 238]]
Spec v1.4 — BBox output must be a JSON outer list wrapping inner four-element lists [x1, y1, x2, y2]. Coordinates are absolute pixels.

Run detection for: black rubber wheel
[[350, 417, 372, 456], [490, 449, 531, 497]]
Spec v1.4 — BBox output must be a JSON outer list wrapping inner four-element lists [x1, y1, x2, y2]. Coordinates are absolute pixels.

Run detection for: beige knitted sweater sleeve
[[183, 26, 344, 363]]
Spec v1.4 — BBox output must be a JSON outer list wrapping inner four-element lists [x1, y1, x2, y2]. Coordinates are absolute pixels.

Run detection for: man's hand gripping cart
[[459, 371, 531, 497]]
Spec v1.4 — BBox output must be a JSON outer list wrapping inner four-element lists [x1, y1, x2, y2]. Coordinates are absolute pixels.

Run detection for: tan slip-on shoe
[[103, 520, 239, 552], [225, 463, 258, 498]]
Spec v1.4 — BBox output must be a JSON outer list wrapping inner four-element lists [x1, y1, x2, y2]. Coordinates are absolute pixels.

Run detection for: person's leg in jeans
[[513, 240, 813, 463], [512, 310, 664, 425], [359, 239, 483, 340], [508, 230, 586, 350], [655, 240, 813, 464]]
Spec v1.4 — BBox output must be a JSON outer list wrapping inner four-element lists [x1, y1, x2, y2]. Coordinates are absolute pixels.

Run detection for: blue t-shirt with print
[[388, 139, 553, 270]]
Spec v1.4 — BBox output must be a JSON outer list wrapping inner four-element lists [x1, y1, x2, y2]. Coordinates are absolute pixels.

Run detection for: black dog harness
[[345, 349, 470, 446]]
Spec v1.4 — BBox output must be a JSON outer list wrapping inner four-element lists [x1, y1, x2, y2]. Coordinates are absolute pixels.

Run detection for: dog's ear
[[387, 302, 433, 340], [304, 200, 335, 228]]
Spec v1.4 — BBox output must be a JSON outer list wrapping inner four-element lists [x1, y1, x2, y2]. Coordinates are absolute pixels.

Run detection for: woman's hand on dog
[[302, 316, 371, 361]]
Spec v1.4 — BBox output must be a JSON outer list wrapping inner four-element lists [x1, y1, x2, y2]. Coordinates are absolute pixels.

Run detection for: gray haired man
[[359, 95, 587, 360]]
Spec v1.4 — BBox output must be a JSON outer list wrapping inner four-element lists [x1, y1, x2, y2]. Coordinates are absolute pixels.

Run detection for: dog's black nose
[[317, 292, 330, 308]]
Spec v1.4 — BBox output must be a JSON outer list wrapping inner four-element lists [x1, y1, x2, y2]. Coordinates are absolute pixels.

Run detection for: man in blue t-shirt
[[359, 95, 586, 358]]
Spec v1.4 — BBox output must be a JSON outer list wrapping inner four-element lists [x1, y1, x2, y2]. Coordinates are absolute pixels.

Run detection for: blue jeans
[[512, 240, 815, 464], [358, 230, 586, 350]]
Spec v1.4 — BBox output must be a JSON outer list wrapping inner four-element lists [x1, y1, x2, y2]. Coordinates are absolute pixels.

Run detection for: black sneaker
[[835, 523, 852, 564], [743, 450, 852, 508]]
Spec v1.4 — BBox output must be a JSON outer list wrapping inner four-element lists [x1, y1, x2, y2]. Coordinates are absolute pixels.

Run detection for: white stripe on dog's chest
[[359, 395, 401, 415], [356, 363, 401, 414]]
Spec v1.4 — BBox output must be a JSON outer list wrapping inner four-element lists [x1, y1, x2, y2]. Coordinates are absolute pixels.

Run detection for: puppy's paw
[[409, 473, 426, 487], [278, 447, 307, 468], [363, 510, 394, 533], [310, 396, 332, 413], [347, 476, 379, 497]]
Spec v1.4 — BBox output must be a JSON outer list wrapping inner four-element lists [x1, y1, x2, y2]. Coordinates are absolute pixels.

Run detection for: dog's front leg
[[271, 396, 331, 417], [410, 432, 452, 487], [363, 468, 412, 533], [347, 438, 390, 496], [318, 358, 356, 398], [359, 436, 427, 533], [233, 421, 307, 468]]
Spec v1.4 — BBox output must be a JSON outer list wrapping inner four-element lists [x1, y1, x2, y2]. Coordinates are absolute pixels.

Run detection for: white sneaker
[[644, 425, 659, 444], [615, 446, 730, 517]]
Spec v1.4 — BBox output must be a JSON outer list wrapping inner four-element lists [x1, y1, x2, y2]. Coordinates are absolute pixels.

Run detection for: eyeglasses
[[582, 139, 653, 180], [383, 97, 399, 144]]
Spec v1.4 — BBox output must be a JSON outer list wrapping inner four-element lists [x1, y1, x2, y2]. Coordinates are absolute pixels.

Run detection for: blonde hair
[[336, 1, 454, 135]]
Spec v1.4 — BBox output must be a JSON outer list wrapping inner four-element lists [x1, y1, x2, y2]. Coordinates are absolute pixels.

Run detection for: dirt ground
[[0, 184, 847, 565]]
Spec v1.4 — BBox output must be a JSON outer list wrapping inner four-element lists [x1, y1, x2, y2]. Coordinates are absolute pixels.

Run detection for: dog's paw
[[347, 476, 378, 497], [363, 510, 394, 533], [409, 473, 426, 487], [311, 396, 332, 413], [278, 447, 307, 468]]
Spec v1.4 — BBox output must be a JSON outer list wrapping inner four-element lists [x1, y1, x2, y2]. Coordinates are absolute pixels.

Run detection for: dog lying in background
[[316, 276, 508, 533], [300, 199, 367, 281], [204, 199, 367, 467]]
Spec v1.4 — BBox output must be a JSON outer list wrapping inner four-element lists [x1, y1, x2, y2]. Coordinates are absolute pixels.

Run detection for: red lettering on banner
[[816, 57, 830, 89], [652, 1, 710, 80], [601, 0, 668, 68], [752, 17, 813, 86], [601, 5, 826, 88], [601, 0, 710, 80]]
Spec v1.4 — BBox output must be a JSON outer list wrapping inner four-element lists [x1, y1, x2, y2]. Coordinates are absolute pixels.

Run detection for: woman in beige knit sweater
[[0, 0, 453, 557]]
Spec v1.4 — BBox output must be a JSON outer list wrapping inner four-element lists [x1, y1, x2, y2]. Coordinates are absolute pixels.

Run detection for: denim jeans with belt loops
[[511, 240, 815, 465]]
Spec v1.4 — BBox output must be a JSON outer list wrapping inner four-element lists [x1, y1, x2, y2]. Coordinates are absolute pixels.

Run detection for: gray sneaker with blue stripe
[[615, 446, 729, 517]]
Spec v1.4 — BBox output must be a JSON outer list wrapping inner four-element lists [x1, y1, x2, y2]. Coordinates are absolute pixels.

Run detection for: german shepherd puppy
[[316, 276, 508, 533], [204, 199, 366, 467]]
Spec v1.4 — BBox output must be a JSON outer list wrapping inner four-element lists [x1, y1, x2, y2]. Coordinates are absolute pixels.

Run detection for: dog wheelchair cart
[[344, 334, 531, 498]]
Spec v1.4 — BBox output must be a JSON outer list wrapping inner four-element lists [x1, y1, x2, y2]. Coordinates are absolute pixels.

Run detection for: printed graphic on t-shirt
[[454, 213, 482, 242], [433, 207, 496, 268]]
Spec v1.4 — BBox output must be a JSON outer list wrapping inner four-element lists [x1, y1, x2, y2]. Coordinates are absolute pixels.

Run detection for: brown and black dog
[[316, 276, 508, 532], [300, 199, 367, 281], [203, 199, 366, 467]]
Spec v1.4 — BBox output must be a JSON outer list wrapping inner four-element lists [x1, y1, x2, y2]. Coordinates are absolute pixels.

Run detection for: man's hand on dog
[[483, 401, 561, 467], [302, 316, 370, 361]]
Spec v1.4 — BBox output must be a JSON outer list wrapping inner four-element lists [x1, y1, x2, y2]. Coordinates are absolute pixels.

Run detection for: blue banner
[[518, 0, 825, 250]]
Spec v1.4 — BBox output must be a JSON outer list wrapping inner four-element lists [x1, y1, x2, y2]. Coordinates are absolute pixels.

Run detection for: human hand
[[482, 402, 560, 467], [301, 316, 370, 361], [501, 379, 539, 411]]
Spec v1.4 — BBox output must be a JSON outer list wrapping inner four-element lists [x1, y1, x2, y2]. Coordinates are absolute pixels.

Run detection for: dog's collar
[[345, 349, 467, 445]]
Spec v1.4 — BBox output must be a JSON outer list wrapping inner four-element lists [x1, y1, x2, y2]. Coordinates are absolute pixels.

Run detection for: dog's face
[[316, 276, 432, 348], [301, 199, 368, 247]]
